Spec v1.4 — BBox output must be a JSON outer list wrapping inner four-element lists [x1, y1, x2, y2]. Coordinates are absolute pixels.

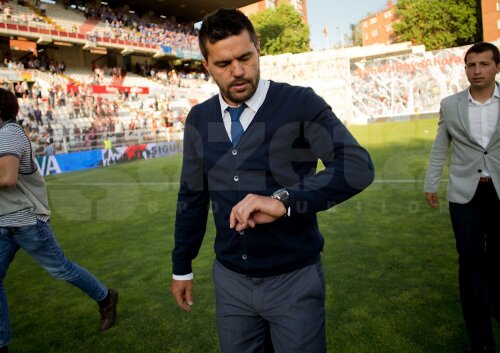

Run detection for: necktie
[[227, 104, 246, 146]]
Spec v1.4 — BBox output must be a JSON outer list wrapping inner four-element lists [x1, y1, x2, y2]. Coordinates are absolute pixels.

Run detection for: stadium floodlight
[[129, 10, 135, 13], [41, 0, 56, 4], [101, 1, 108, 4], [160, 15, 166, 19]]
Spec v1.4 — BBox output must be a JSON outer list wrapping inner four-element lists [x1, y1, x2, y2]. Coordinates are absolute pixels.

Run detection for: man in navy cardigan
[[171, 8, 375, 353]]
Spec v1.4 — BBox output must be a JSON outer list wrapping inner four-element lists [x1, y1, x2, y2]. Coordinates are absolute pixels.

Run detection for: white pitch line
[[373, 179, 448, 183], [46, 179, 449, 186], [46, 182, 179, 186], [373, 179, 419, 183]]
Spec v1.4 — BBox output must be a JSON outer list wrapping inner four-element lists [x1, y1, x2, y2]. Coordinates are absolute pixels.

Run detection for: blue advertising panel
[[36, 142, 179, 176]]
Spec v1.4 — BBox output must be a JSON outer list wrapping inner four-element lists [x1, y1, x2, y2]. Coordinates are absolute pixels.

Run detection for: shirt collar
[[219, 79, 267, 114], [468, 84, 500, 105]]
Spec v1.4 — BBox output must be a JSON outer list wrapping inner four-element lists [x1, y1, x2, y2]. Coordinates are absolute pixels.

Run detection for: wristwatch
[[270, 188, 290, 214]]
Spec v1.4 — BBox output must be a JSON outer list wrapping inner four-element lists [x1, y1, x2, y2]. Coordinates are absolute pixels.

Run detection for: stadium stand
[[0, 0, 493, 157], [0, 0, 223, 155], [261, 42, 486, 124]]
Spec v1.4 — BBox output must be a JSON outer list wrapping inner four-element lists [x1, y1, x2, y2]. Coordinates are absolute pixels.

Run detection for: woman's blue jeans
[[0, 220, 108, 347]]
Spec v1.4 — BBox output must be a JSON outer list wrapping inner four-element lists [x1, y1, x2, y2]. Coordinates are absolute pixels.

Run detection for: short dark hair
[[198, 8, 258, 60], [465, 42, 500, 65], [0, 88, 19, 122]]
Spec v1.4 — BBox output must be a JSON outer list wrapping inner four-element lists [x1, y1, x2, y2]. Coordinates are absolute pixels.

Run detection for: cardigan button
[[239, 230, 245, 235], [233, 175, 239, 182], [232, 149, 238, 156], [242, 254, 248, 260], [478, 169, 482, 173]]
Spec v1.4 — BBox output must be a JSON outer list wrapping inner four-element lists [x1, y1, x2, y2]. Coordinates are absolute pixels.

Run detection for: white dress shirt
[[468, 85, 500, 177]]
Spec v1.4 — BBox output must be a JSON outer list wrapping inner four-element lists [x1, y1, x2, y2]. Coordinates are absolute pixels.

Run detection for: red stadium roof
[[103, 0, 258, 22]]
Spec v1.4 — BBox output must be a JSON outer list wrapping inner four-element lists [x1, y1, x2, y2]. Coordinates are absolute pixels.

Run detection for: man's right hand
[[425, 192, 439, 209], [171, 279, 194, 312]]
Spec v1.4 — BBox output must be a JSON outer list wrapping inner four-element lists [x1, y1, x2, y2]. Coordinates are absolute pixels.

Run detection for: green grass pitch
[[6, 117, 499, 352]]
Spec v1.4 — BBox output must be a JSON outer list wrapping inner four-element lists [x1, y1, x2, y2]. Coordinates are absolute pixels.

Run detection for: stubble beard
[[219, 69, 260, 105]]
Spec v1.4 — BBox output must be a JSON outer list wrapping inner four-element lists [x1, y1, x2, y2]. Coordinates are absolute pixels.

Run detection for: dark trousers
[[213, 260, 326, 353], [449, 182, 500, 349]]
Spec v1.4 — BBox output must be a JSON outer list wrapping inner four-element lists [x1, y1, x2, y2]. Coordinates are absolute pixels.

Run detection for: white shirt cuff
[[173, 273, 193, 280]]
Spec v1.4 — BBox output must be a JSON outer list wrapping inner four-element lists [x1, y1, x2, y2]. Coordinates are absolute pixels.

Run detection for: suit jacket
[[424, 85, 500, 203]]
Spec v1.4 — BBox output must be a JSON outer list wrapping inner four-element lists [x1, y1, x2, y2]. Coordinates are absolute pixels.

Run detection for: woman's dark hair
[[0, 88, 19, 122], [198, 8, 258, 60], [465, 42, 500, 65]]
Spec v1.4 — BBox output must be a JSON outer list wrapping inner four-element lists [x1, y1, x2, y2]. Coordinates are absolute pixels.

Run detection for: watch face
[[275, 188, 288, 197], [273, 188, 290, 207]]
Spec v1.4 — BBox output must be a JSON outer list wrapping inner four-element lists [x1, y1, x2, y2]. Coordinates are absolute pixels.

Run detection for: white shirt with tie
[[173, 79, 270, 281], [219, 79, 270, 142]]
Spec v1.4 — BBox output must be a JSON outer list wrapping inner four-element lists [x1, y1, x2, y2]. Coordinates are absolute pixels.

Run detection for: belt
[[479, 177, 493, 183]]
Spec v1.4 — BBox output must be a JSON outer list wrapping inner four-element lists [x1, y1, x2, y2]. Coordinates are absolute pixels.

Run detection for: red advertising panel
[[67, 84, 149, 94]]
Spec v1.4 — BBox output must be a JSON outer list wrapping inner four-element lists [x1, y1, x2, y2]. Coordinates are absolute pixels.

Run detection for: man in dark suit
[[424, 42, 500, 353], [170, 8, 374, 353]]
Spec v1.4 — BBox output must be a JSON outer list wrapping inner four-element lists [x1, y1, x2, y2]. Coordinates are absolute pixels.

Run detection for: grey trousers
[[213, 260, 326, 353]]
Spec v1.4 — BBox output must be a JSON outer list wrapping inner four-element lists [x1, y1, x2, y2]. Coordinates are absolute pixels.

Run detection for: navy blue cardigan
[[172, 81, 374, 277]]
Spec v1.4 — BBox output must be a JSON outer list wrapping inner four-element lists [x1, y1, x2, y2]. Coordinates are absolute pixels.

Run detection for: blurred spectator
[[33, 105, 43, 126], [43, 141, 55, 155]]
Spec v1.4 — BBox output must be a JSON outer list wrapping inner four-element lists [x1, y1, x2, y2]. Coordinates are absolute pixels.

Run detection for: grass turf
[[5, 117, 499, 352]]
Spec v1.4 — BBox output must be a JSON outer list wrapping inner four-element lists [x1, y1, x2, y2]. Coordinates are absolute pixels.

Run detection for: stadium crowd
[[0, 64, 196, 155], [0, 0, 219, 156], [350, 47, 470, 119], [1, 3, 45, 23], [65, 0, 199, 50], [7, 80, 189, 155], [2, 0, 474, 154], [1, 0, 199, 52], [2, 57, 66, 74]]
